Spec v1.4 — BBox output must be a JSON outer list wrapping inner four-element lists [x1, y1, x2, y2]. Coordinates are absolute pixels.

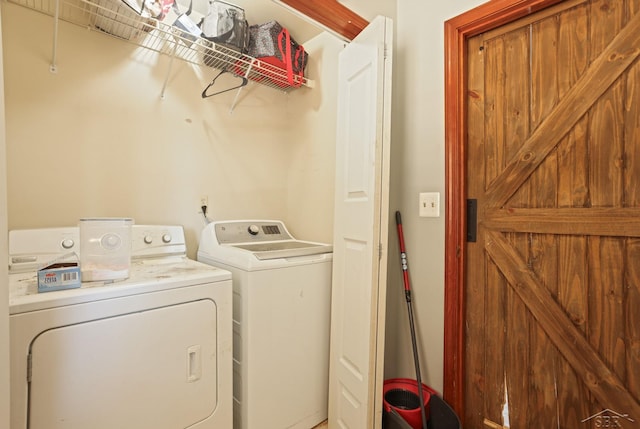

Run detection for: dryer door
[[28, 299, 218, 429]]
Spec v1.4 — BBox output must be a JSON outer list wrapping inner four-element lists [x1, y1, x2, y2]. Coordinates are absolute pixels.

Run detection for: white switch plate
[[419, 192, 440, 217]]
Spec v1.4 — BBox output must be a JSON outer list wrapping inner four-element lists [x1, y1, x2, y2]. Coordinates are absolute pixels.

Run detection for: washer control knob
[[162, 234, 172, 243], [248, 225, 260, 235], [144, 236, 153, 244], [61, 239, 75, 249]]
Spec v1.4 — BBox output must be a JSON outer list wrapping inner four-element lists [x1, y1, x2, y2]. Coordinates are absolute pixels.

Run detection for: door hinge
[[27, 352, 33, 383], [378, 243, 383, 260], [467, 199, 478, 242]]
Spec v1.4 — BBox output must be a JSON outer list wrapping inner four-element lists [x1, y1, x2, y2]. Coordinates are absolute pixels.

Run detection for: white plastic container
[[79, 218, 134, 282]]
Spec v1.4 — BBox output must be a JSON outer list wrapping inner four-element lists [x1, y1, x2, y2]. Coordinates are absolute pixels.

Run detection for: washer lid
[[232, 240, 333, 260], [208, 220, 332, 260]]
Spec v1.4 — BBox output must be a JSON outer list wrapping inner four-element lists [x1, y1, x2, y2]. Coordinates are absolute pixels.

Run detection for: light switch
[[419, 192, 440, 217]]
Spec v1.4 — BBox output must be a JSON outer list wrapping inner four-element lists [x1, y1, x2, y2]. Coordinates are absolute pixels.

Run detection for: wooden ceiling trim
[[277, 0, 369, 40]]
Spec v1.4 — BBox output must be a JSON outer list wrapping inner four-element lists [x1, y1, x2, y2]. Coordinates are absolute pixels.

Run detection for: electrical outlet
[[199, 195, 209, 215], [419, 192, 440, 217]]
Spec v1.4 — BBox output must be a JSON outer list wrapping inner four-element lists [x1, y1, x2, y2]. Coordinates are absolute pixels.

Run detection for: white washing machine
[[197, 220, 332, 429], [9, 225, 233, 429]]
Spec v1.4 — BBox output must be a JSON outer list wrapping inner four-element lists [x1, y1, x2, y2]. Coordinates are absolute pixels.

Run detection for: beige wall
[[3, 2, 338, 256], [285, 33, 342, 243], [0, 5, 10, 426], [383, 0, 486, 393]]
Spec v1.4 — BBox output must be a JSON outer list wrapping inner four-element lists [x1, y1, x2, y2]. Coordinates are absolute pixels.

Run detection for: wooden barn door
[[459, 0, 640, 428]]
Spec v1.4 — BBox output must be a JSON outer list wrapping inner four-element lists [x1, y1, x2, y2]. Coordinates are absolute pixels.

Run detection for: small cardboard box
[[38, 262, 82, 293]]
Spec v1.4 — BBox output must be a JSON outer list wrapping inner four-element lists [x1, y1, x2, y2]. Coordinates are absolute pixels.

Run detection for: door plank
[[557, 235, 590, 425], [554, 6, 592, 424], [483, 10, 640, 209], [627, 58, 640, 400], [589, 79, 625, 208], [484, 229, 640, 422], [631, 0, 640, 18], [557, 4, 589, 207], [501, 27, 533, 428], [504, 27, 532, 208], [483, 36, 506, 186], [526, 18, 561, 425], [527, 234, 560, 428], [483, 207, 640, 236], [627, 239, 640, 399], [484, 256, 508, 426], [503, 29, 530, 164], [504, 256, 530, 429], [587, 237, 626, 390], [588, 0, 626, 208], [557, 118, 589, 207], [530, 16, 559, 131], [527, 17, 560, 425], [626, 62, 640, 208], [465, 34, 489, 429], [589, 0, 626, 57]]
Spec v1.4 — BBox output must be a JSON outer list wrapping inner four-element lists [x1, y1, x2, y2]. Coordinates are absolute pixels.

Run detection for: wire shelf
[[9, 0, 312, 92]]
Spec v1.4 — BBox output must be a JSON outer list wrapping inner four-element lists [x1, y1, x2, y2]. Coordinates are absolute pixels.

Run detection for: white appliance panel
[[197, 220, 332, 429], [9, 225, 233, 429], [246, 264, 331, 429], [29, 299, 217, 429]]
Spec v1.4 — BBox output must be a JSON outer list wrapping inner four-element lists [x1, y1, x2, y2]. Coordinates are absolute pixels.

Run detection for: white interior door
[[329, 16, 393, 429]]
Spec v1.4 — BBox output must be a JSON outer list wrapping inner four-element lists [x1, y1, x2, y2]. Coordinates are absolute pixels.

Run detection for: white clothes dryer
[[197, 220, 332, 429], [9, 225, 233, 429]]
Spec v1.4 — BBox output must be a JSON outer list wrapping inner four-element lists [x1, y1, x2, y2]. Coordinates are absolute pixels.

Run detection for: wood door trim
[[484, 230, 640, 420], [443, 0, 565, 418]]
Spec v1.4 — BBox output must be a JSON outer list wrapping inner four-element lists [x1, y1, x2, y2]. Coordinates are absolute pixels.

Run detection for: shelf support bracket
[[229, 59, 256, 114], [160, 42, 179, 100], [51, 0, 61, 73]]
